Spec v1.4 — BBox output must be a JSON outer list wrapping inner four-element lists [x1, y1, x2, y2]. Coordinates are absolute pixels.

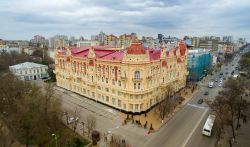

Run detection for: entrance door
[[34, 75, 37, 80]]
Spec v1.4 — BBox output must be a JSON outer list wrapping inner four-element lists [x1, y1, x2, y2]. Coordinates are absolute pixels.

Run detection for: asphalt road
[[33, 46, 248, 147], [144, 47, 246, 147]]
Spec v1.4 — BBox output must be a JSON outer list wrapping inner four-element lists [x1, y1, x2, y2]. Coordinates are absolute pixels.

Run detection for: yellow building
[[104, 34, 118, 47], [54, 40, 188, 113]]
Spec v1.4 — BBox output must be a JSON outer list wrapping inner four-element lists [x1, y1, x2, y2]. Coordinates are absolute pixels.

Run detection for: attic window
[[112, 57, 116, 60]]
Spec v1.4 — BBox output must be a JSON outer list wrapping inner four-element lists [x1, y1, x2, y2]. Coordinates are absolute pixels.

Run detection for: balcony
[[132, 78, 142, 81]]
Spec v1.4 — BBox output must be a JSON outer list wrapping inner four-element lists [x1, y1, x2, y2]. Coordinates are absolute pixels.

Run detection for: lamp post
[[51, 133, 58, 147]]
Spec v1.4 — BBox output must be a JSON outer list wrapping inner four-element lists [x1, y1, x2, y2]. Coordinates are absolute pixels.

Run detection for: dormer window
[[134, 71, 140, 79]]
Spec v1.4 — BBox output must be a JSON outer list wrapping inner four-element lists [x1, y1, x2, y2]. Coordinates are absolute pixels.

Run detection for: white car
[[218, 83, 223, 87]]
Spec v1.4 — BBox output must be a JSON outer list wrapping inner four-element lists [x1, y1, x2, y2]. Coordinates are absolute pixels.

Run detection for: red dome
[[127, 42, 146, 54]]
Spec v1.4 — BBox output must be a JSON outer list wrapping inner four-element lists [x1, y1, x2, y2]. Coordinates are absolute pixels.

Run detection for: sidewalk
[[118, 87, 199, 131]]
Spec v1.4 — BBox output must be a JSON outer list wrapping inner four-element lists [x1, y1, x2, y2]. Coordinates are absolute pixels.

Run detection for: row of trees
[[0, 73, 88, 146], [208, 77, 250, 146], [239, 51, 250, 74], [158, 86, 184, 121]]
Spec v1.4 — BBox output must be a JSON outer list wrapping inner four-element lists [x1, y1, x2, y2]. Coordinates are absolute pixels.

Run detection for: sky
[[0, 0, 250, 41]]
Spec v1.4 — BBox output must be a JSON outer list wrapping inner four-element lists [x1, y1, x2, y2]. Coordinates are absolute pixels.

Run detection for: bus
[[202, 114, 216, 136]]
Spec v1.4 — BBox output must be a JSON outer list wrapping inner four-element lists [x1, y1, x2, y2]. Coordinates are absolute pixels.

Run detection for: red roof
[[179, 41, 187, 56], [127, 42, 146, 54], [148, 49, 161, 61], [58, 41, 186, 62]]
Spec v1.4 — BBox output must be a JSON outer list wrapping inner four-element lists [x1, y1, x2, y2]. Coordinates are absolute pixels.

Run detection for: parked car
[[198, 99, 204, 104], [204, 91, 209, 95]]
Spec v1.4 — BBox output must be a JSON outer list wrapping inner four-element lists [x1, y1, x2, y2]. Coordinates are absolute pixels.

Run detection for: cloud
[[0, 0, 250, 40]]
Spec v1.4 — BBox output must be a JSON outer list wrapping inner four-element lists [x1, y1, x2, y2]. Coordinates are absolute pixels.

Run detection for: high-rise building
[[222, 36, 233, 43], [54, 40, 188, 113], [104, 34, 118, 47], [30, 35, 49, 47], [49, 35, 69, 49]]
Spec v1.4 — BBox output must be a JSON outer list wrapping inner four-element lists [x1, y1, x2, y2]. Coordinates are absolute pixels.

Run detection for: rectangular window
[[92, 92, 95, 98], [98, 86, 101, 90], [130, 95, 133, 99], [118, 70, 121, 75], [98, 94, 101, 99], [118, 91, 121, 96], [106, 78, 108, 84], [88, 90, 90, 96], [140, 104, 143, 111], [112, 69, 114, 75], [134, 83, 136, 90], [135, 104, 138, 112], [83, 89, 86, 94], [106, 88, 109, 92], [123, 104, 126, 109], [112, 89, 115, 94], [112, 79, 115, 85], [106, 96, 109, 102], [112, 98, 116, 105], [130, 104, 133, 111], [138, 83, 140, 90], [118, 81, 121, 87], [118, 100, 121, 107], [135, 95, 138, 99]]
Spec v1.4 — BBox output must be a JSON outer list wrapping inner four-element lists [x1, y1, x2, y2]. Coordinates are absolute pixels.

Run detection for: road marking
[[181, 109, 208, 147], [187, 103, 208, 110]]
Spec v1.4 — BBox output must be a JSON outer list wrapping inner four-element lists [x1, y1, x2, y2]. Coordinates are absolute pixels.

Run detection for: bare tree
[[158, 86, 175, 121], [86, 115, 96, 138], [43, 83, 55, 115], [72, 107, 80, 133]]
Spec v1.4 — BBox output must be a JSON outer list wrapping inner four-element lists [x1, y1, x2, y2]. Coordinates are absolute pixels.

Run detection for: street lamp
[[51, 133, 58, 147]]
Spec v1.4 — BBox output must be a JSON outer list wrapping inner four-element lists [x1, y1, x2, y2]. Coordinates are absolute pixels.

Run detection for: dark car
[[225, 72, 228, 75], [220, 72, 223, 75], [198, 99, 204, 104], [204, 91, 209, 95]]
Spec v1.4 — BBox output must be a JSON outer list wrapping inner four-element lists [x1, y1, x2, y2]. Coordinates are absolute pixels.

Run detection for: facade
[[54, 40, 188, 113], [104, 34, 118, 47], [199, 39, 219, 51], [222, 36, 233, 43], [191, 37, 200, 48], [9, 62, 49, 80], [49, 35, 69, 49], [118, 33, 137, 48], [141, 36, 160, 49], [187, 48, 212, 81]]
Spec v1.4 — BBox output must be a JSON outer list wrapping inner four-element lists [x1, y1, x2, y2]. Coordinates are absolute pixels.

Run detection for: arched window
[[134, 71, 140, 79]]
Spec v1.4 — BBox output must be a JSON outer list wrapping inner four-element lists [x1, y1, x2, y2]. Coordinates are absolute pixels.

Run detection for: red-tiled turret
[[127, 38, 146, 54]]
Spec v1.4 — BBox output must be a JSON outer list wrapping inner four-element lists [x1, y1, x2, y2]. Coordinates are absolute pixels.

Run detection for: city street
[[35, 47, 247, 147]]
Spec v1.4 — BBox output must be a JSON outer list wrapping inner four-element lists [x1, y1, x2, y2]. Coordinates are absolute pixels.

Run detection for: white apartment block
[[9, 62, 49, 80]]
